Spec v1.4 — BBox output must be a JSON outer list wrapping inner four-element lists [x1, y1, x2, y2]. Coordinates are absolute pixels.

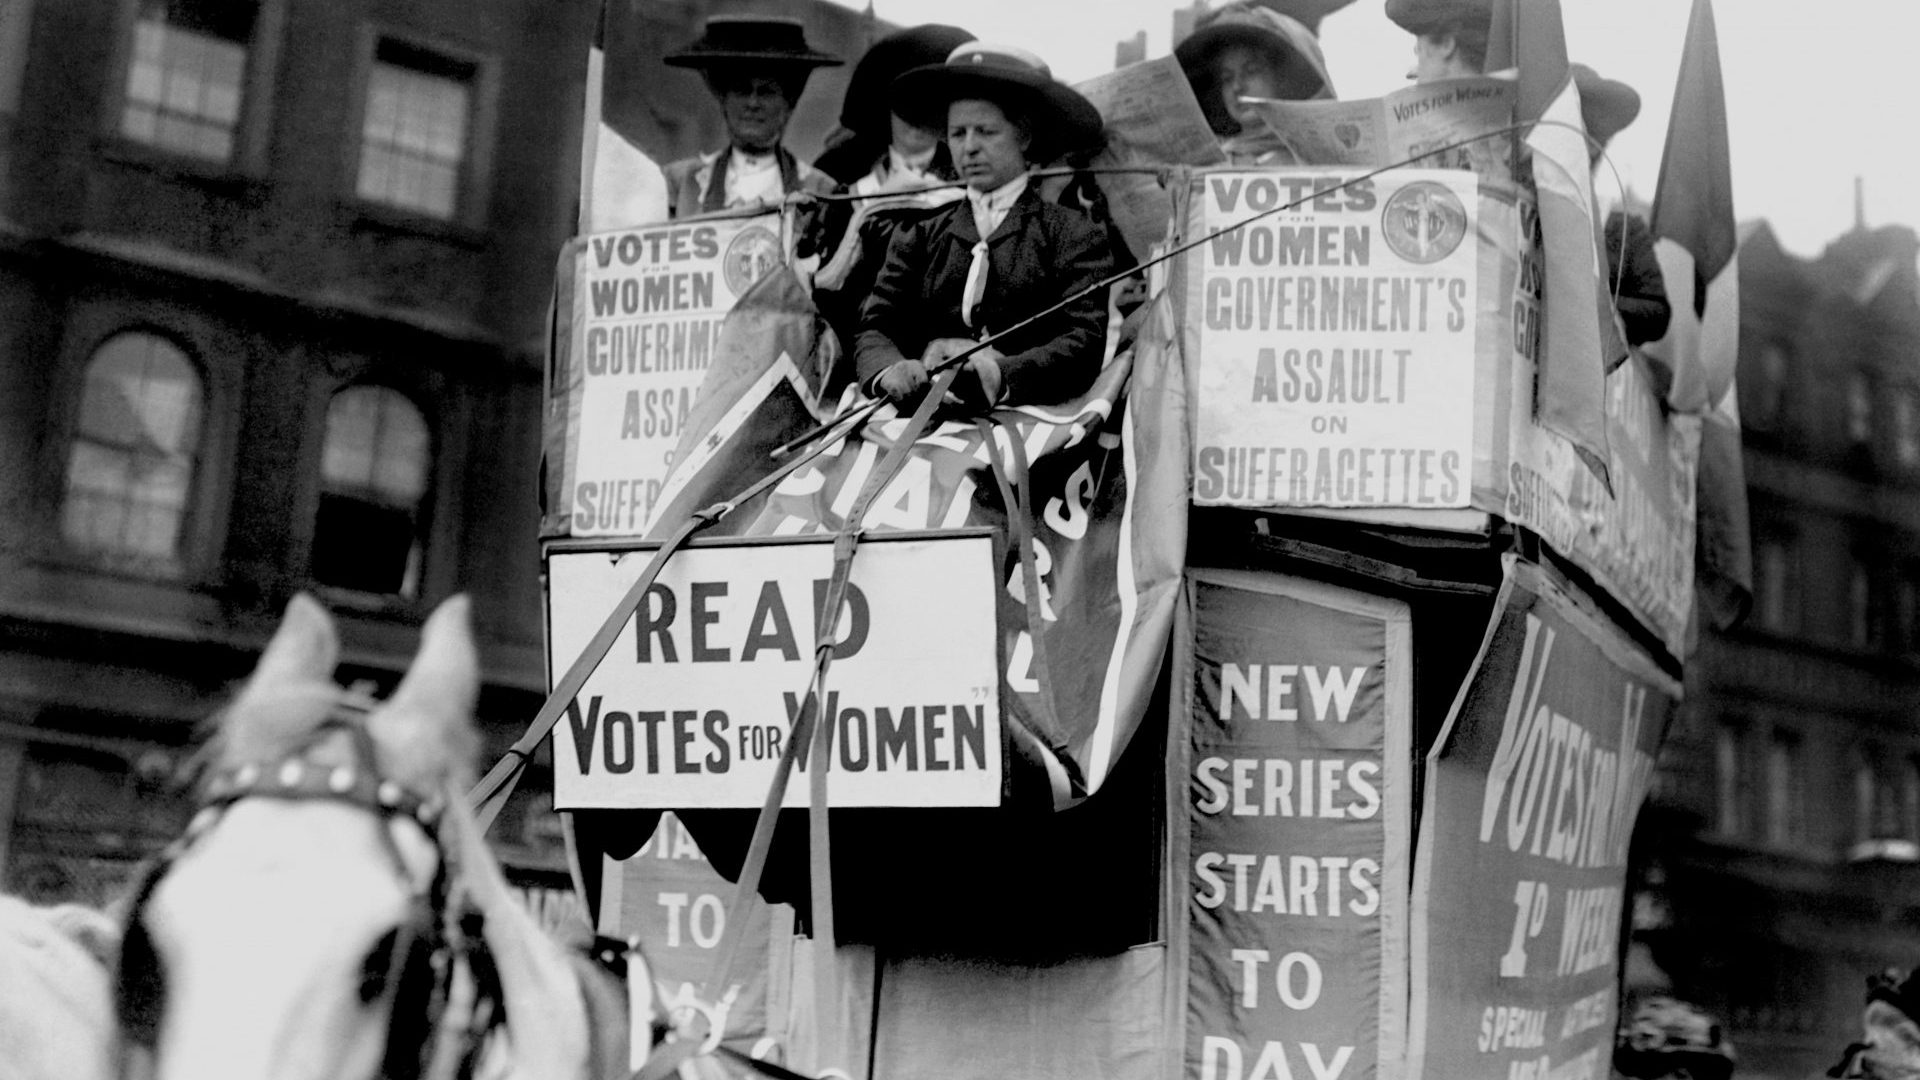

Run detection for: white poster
[[1190, 168, 1481, 509], [547, 533, 1003, 809], [562, 213, 782, 537]]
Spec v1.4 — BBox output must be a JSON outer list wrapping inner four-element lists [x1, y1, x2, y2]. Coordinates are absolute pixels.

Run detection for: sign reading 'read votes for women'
[[1189, 169, 1480, 509], [546, 532, 1003, 809], [1184, 570, 1412, 1080], [559, 213, 784, 537], [1408, 557, 1676, 1080]]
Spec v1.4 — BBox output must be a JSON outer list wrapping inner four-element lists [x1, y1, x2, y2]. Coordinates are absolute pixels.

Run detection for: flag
[[1509, 0, 1626, 491], [579, 0, 667, 232], [1645, 0, 1739, 414], [1643, 0, 1749, 628]]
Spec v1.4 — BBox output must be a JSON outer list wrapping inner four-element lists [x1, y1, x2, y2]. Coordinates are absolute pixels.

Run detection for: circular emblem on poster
[[1381, 181, 1468, 264], [722, 225, 783, 295]]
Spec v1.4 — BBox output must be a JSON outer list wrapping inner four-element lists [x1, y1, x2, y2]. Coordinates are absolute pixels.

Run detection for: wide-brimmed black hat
[[1176, 3, 1335, 106], [892, 42, 1106, 163], [840, 24, 977, 137], [664, 16, 843, 72], [1572, 63, 1641, 147], [1384, 0, 1492, 36]]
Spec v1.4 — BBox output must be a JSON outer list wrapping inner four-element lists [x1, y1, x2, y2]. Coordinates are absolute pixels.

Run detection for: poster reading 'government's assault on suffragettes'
[[1189, 169, 1480, 509], [1408, 557, 1676, 1080], [1183, 570, 1412, 1080], [559, 213, 783, 537], [546, 532, 1002, 809]]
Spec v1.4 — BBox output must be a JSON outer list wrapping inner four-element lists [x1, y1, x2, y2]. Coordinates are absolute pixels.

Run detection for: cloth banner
[[1407, 556, 1677, 1080], [626, 273, 1189, 806], [605, 814, 779, 1056], [1180, 570, 1412, 1080]]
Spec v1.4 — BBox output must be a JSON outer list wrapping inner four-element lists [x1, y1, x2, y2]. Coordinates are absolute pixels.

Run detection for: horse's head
[[117, 594, 485, 1080], [1830, 970, 1920, 1079]]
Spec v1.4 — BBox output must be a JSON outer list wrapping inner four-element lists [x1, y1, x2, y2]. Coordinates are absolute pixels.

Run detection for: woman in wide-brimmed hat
[[660, 16, 842, 218], [853, 42, 1115, 413], [1573, 63, 1670, 349], [1388, 0, 1493, 83], [814, 23, 977, 193], [1176, 1, 1336, 164]]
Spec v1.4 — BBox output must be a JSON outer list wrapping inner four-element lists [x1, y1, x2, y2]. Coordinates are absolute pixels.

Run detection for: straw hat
[[891, 42, 1106, 162], [664, 16, 843, 73]]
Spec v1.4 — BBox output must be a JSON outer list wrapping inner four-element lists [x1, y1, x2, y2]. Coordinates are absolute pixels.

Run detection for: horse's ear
[[240, 593, 339, 694], [372, 595, 481, 785]]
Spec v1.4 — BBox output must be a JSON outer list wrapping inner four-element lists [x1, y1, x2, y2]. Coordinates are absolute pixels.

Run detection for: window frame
[[340, 23, 499, 231], [42, 312, 239, 584], [100, 0, 288, 176], [309, 381, 436, 603]]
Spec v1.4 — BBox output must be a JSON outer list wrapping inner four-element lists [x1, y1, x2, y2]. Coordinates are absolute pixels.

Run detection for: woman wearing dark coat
[[855, 43, 1114, 412], [1577, 64, 1671, 348]]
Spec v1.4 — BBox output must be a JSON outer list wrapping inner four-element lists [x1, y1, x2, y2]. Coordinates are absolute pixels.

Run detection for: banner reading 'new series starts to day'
[[554, 212, 785, 538], [1182, 570, 1412, 1080], [1187, 168, 1482, 510]]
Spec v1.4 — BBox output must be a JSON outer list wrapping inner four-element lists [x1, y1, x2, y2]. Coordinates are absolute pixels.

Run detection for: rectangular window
[[1766, 729, 1804, 847], [1716, 724, 1747, 839], [1898, 391, 1920, 467], [120, 0, 258, 162], [1757, 540, 1794, 634], [355, 39, 474, 220], [1849, 372, 1874, 445], [1851, 561, 1878, 650]]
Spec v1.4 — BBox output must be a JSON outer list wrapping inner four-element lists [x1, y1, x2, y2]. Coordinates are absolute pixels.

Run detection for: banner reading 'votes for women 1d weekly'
[[1187, 168, 1482, 509], [1408, 557, 1677, 1080], [1182, 570, 1412, 1080], [554, 212, 783, 537]]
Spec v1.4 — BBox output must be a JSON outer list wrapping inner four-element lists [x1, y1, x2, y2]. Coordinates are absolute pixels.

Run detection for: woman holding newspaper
[[1175, 1, 1337, 166], [854, 43, 1114, 413]]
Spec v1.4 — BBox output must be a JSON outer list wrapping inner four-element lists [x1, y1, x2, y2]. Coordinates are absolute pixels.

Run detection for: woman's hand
[[949, 350, 1005, 413], [874, 359, 931, 407]]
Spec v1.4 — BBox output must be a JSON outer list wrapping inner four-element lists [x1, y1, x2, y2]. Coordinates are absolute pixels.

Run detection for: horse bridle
[[114, 714, 501, 1080]]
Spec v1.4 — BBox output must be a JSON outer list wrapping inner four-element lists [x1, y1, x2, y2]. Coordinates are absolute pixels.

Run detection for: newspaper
[[1074, 56, 1225, 260], [1243, 75, 1515, 180]]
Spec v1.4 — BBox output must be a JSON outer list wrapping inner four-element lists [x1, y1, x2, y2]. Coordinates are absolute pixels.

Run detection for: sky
[[838, 0, 1920, 258]]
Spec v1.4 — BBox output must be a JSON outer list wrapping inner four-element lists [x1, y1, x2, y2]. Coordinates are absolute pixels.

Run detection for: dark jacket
[[855, 188, 1115, 407], [1603, 209, 1671, 347]]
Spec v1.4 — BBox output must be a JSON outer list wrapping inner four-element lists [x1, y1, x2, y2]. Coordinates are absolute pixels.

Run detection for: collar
[[888, 144, 938, 177], [729, 146, 779, 172], [966, 174, 1029, 239]]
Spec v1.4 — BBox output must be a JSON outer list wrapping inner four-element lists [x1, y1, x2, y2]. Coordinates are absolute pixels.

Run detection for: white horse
[[116, 594, 628, 1080], [0, 894, 119, 1080]]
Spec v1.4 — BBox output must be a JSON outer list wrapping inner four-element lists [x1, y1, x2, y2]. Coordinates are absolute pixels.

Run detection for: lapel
[[938, 186, 1042, 249]]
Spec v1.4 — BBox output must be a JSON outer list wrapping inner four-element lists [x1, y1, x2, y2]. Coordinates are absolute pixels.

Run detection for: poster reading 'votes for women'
[[546, 532, 1002, 810], [1183, 570, 1412, 1080], [1409, 558, 1676, 1080], [559, 213, 783, 537], [1190, 169, 1480, 509]]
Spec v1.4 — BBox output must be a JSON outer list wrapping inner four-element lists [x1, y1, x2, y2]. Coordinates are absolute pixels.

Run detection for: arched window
[[312, 385, 430, 596], [62, 331, 204, 568]]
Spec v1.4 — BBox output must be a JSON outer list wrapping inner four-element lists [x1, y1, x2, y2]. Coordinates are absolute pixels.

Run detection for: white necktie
[[962, 176, 1025, 330], [961, 238, 990, 329]]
